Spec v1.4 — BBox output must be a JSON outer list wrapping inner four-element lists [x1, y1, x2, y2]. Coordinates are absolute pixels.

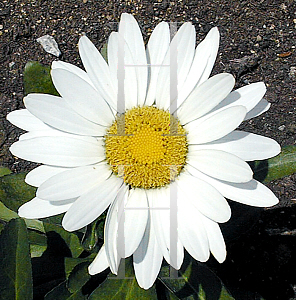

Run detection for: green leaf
[[0, 173, 36, 213], [27, 230, 47, 258], [0, 167, 11, 177], [44, 281, 86, 300], [100, 43, 108, 62], [0, 218, 33, 300], [65, 256, 95, 279], [252, 145, 296, 183], [159, 256, 234, 300], [67, 261, 91, 293], [0, 200, 19, 222], [43, 223, 84, 258], [89, 258, 158, 299], [23, 61, 59, 96], [81, 221, 99, 251]]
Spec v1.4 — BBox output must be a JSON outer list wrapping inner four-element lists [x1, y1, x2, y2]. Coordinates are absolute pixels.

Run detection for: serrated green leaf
[[159, 256, 234, 300], [0, 167, 11, 177], [23, 61, 59, 96], [0, 218, 33, 300], [89, 258, 158, 299], [43, 223, 84, 258], [0, 173, 36, 213], [252, 145, 296, 183]]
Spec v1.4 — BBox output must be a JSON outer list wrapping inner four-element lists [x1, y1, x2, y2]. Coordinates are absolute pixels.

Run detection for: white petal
[[88, 245, 109, 275], [187, 149, 253, 183], [178, 202, 210, 262], [107, 32, 138, 110], [186, 165, 279, 207], [186, 106, 247, 144], [105, 185, 129, 274], [245, 98, 271, 120], [119, 13, 148, 106], [176, 173, 231, 223], [118, 189, 148, 258], [25, 165, 69, 187], [10, 136, 104, 167], [51, 61, 94, 87], [147, 187, 184, 269], [24, 94, 107, 136], [7, 109, 50, 131], [177, 73, 235, 123], [37, 163, 111, 201], [176, 38, 213, 107], [189, 130, 281, 161], [200, 214, 226, 263], [155, 22, 196, 110], [62, 176, 122, 231], [145, 22, 170, 106], [51, 68, 114, 126], [197, 27, 220, 85], [18, 197, 74, 219], [78, 35, 116, 107], [211, 82, 266, 115], [133, 214, 163, 290]]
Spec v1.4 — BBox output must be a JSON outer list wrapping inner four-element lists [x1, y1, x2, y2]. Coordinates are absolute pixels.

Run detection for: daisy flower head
[[7, 13, 280, 289]]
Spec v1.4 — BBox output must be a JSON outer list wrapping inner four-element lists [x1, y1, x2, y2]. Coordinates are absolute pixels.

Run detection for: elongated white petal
[[176, 38, 212, 107], [107, 32, 138, 110], [88, 245, 109, 275], [105, 185, 129, 274], [62, 176, 122, 231], [200, 214, 226, 263], [178, 201, 210, 262], [177, 73, 235, 123], [37, 163, 111, 201], [147, 187, 184, 269], [18, 197, 74, 219], [118, 189, 148, 258], [25, 165, 69, 187], [10, 136, 104, 167], [119, 13, 148, 106], [197, 27, 220, 85], [18, 129, 98, 142], [155, 22, 196, 110], [186, 106, 247, 144], [186, 165, 279, 207], [51, 61, 94, 87], [7, 109, 50, 131], [187, 149, 253, 183], [133, 214, 163, 290], [24, 94, 107, 136], [189, 130, 281, 161], [211, 82, 266, 114], [177, 173, 231, 223], [145, 22, 170, 106], [51, 68, 114, 126], [245, 98, 271, 120], [78, 35, 116, 107]]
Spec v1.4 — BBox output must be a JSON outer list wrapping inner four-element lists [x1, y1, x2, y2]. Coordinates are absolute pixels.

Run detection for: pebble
[[289, 67, 296, 79], [36, 35, 61, 57], [278, 125, 286, 131]]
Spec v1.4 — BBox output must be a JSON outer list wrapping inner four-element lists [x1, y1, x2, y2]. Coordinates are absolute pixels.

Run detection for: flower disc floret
[[105, 106, 188, 188]]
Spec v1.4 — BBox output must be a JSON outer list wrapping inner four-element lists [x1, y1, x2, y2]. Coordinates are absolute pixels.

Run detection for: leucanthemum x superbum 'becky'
[[8, 13, 280, 289]]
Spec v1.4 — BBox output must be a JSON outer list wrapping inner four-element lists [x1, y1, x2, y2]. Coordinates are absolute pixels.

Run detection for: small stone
[[9, 62, 15, 68], [0, 24, 3, 30], [278, 125, 285, 131], [256, 35, 262, 42], [36, 35, 61, 57], [289, 67, 296, 79]]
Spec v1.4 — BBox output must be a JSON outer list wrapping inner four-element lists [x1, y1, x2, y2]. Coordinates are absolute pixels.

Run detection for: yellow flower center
[[104, 106, 188, 189]]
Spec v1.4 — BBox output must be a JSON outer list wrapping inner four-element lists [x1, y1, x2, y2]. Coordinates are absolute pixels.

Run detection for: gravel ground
[[0, 0, 295, 299]]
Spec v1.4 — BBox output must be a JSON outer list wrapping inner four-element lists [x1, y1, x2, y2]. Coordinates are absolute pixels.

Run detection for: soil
[[0, 0, 295, 299]]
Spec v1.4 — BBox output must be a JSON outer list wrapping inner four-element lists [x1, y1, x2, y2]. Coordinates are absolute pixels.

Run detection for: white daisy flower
[[7, 13, 280, 289]]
